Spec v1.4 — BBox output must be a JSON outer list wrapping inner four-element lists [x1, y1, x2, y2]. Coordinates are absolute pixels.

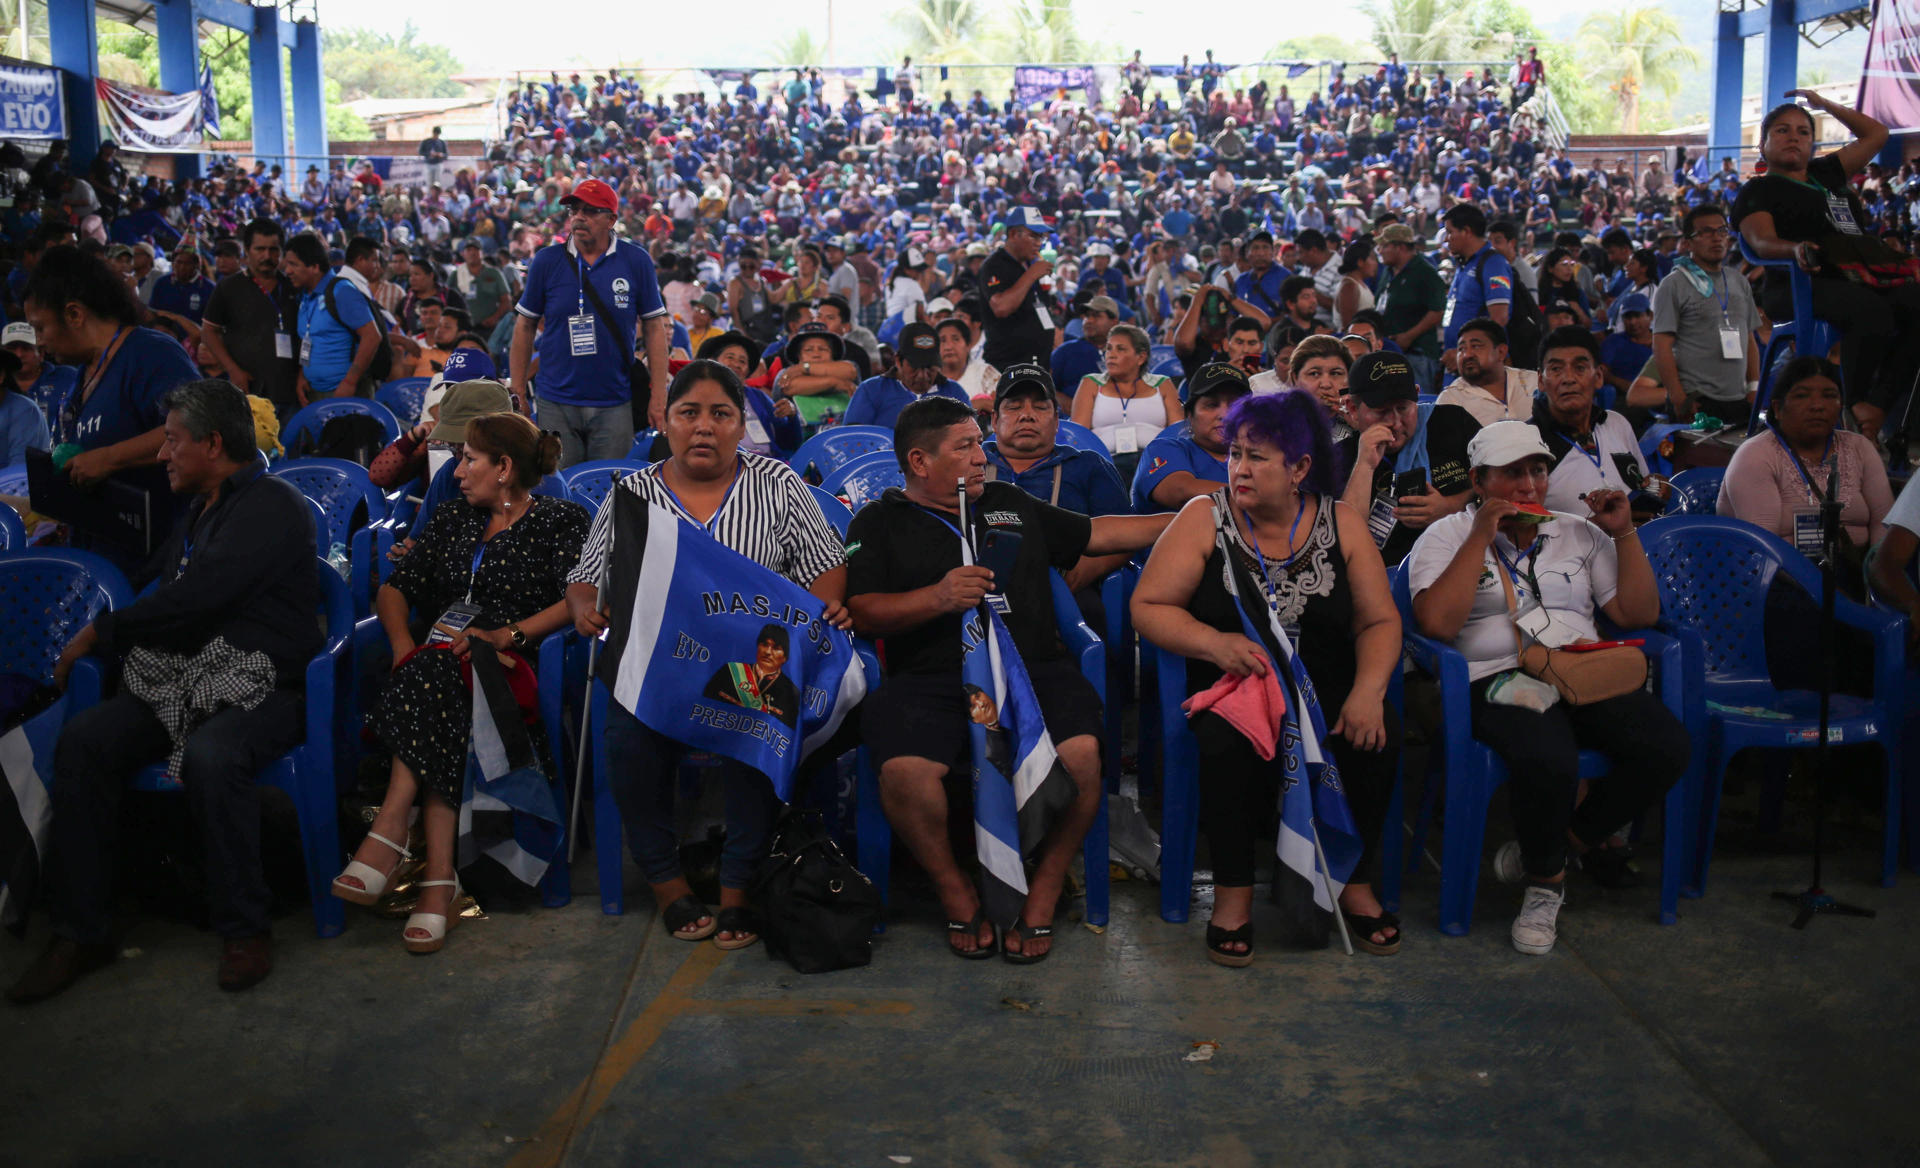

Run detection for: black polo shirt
[[1334, 401, 1478, 567], [846, 482, 1092, 676], [202, 272, 302, 417], [980, 246, 1055, 370], [1730, 153, 1871, 317]]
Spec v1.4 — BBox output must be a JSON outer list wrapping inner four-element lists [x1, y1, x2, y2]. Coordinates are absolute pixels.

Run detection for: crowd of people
[[4, 66, 1919, 1002]]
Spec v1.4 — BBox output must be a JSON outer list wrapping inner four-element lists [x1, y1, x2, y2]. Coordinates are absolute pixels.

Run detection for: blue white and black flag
[[0, 708, 59, 936], [460, 641, 562, 886]]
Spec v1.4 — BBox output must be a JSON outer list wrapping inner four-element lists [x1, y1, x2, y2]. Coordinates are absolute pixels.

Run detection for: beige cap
[[427, 380, 515, 443]]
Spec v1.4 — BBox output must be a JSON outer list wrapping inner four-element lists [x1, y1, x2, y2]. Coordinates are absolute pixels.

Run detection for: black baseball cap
[[896, 321, 942, 369], [1347, 351, 1417, 408], [1180, 361, 1252, 406], [993, 361, 1056, 405]]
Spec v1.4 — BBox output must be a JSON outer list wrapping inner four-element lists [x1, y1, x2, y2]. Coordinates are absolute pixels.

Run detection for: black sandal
[[1206, 921, 1254, 967], [662, 893, 716, 941], [1002, 919, 1054, 965], [946, 910, 997, 959], [712, 905, 761, 951], [1340, 908, 1402, 956]]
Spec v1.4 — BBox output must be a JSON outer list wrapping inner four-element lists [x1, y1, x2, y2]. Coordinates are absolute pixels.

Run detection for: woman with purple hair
[[1133, 382, 1404, 965]]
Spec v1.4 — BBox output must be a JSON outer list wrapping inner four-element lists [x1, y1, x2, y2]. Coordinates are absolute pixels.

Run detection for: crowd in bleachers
[[2, 70, 1918, 1002]]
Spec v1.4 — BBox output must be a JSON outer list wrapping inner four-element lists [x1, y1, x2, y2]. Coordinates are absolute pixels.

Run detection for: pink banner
[[1860, 0, 1920, 133]]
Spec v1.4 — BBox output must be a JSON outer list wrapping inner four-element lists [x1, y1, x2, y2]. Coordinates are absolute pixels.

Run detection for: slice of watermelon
[[1510, 501, 1555, 523]]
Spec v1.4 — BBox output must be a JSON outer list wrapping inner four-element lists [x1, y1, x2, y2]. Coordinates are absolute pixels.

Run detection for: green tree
[[1577, 8, 1699, 133], [93, 26, 368, 144], [767, 29, 829, 69], [893, 0, 985, 64], [1362, 0, 1477, 63], [320, 22, 466, 102], [993, 0, 1107, 65]]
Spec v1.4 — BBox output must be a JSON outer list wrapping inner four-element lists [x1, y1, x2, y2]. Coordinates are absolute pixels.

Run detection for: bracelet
[[1612, 528, 1639, 542]]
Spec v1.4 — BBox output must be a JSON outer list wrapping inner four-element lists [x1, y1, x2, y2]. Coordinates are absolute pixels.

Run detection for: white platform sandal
[[403, 878, 461, 954], [331, 831, 412, 906]]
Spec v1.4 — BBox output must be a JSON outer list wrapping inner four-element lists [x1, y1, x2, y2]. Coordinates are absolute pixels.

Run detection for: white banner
[[95, 78, 204, 153]]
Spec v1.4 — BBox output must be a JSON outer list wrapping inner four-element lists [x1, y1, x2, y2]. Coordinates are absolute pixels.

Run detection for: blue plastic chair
[[270, 458, 389, 553], [820, 448, 905, 511], [278, 397, 402, 456], [1739, 237, 1835, 436], [807, 484, 853, 538], [788, 425, 893, 481], [626, 429, 664, 462], [0, 548, 133, 751], [1667, 466, 1726, 516], [1639, 515, 1909, 889], [854, 571, 1111, 929], [1054, 419, 1113, 460], [1148, 344, 1183, 378], [131, 557, 357, 938], [560, 459, 645, 513], [1389, 563, 1694, 933], [374, 377, 433, 426], [0, 503, 25, 550]]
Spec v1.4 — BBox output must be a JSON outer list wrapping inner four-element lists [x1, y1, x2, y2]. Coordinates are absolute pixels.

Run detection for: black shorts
[[861, 658, 1104, 775]]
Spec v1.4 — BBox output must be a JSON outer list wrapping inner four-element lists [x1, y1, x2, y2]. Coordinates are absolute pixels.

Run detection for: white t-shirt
[[1887, 470, 1920, 537], [1406, 508, 1622, 682], [1542, 412, 1648, 514], [886, 275, 926, 319], [1248, 369, 1288, 395]]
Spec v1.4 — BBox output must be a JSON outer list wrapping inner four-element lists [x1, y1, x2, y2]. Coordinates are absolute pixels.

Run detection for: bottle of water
[[328, 542, 352, 580]]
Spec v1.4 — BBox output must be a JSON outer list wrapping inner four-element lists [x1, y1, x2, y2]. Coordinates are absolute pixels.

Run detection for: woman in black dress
[[1133, 389, 1403, 965], [333, 411, 588, 953]]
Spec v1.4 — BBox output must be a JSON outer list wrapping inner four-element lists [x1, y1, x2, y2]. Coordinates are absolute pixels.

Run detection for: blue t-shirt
[[55, 326, 198, 501], [1599, 333, 1653, 382], [983, 440, 1129, 516], [22, 365, 78, 428], [516, 238, 667, 408], [1049, 337, 1104, 393], [298, 271, 376, 396], [0, 390, 50, 467], [1443, 244, 1514, 351], [1130, 429, 1227, 513], [149, 273, 218, 323], [1234, 264, 1294, 320], [841, 375, 970, 430]]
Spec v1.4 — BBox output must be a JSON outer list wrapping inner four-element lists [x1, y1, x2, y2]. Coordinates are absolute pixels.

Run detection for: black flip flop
[[662, 893, 716, 942], [1340, 908, 1401, 956], [1002, 919, 1054, 965], [1206, 921, 1254, 967], [947, 910, 997, 959]]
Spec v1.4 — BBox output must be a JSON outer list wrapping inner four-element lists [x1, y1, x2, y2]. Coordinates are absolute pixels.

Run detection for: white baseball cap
[[1467, 420, 1552, 469], [926, 296, 955, 314], [0, 322, 35, 348]]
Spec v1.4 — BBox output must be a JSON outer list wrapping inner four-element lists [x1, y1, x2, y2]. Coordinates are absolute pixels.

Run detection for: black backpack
[[750, 808, 880, 974], [1470, 249, 1544, 370], [322, 275, 395, 382]]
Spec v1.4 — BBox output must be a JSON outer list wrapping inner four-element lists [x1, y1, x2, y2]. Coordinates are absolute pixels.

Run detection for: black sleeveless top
[[1185, 490, 1357, 706]]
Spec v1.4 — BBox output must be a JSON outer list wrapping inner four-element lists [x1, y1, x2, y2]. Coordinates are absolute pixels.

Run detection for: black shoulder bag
[[750, 807, 881, 974], [572, 251, 647, 403]]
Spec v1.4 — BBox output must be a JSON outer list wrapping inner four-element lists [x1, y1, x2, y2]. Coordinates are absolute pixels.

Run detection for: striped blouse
[[568, 450, 847, 590]]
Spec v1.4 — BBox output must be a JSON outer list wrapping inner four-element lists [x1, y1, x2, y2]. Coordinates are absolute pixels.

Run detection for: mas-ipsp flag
[[459, 641, 561, 887], [0, 707, 60, 936], [199, 65, 220, 140], [1861, 0, 1920, 132], [597, 491, 865, 798]]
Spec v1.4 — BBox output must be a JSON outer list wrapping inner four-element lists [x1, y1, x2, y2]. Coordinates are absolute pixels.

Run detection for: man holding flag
[[846, 397, 1173, 963]]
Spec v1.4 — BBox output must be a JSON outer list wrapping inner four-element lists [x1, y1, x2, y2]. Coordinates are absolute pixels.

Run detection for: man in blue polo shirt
[[286, 233, 383, 402], [1232, 231, 1292, 324], [146, 246, 217, 337], [1440, 203, 1513, 373], [843, 321, 969, 429], [1131, 362, 1250, 512], [1050, 295, 1118, 393], [983, 363, 1129, 518], [509, 178, 669, 467]]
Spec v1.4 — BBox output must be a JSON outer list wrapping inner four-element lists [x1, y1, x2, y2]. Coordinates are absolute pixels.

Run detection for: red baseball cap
[[562, 178, 618, 212]]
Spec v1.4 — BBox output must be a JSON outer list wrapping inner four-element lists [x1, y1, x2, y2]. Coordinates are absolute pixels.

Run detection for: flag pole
[[566, 590, 603, 864], [1310, 819, 1355, 957], [956, 476, 972, 562]]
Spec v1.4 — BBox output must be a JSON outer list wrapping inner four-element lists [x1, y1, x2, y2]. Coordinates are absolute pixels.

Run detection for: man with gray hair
[[9, 379, 322, 1003]]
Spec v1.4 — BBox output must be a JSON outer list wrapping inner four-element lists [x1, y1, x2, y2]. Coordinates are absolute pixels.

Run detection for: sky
[[313, 0, 1629, 76]]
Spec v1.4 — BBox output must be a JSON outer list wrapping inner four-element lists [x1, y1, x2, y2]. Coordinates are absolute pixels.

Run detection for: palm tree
[[994, 0, 1100, 65], [1362, 0, 1477, 63], [767, 29, 827, 69], [1577, 8, 1699, 133], [893, 0, 984, 64]]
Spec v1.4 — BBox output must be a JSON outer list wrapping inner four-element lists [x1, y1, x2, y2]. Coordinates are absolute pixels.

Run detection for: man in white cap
[[981, 206, 1061, 372], [3, 321, 78, 428]]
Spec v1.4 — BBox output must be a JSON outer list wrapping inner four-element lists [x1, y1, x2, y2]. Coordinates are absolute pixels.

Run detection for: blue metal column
[[1709, 10, 1745, 166], [289, 21, 328, 179], [1763, 0, 1801, 111], [46, 0, 102, 165], [154, 0, 203, 180], [249, 7, 289, 178]]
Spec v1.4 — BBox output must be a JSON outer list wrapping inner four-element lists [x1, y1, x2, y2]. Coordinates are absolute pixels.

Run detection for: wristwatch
[[507, 622, 529, 650]]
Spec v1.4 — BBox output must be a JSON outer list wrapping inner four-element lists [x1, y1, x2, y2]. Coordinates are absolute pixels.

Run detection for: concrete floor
[[2, 805, 1916, 1168]]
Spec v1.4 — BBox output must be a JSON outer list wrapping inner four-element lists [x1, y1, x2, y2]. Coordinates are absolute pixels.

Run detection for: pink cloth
[[1182, 658, 1289, 760], [1718, 429, 1892, 549]]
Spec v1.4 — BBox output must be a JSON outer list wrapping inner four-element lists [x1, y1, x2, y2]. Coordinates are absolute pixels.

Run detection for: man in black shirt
[[980, 206, 1058, 371], [1338, 350, 1478, 566], [846, 396, 1170, 962], [199, 218, 302, 419]]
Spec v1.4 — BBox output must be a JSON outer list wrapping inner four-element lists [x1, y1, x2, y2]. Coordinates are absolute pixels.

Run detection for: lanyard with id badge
[[1111, 390, 1144, 455], [1774, 430, 1835, 561], [930, 488, 1018, 617], [568, 256, 599, 358], [426, 538, 492, 647], [1708, 269, 1743, 361]]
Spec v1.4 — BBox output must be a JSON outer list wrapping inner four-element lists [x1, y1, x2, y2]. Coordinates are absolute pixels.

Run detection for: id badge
[[743, 415, 771, 449], [568, 313, 598, 357], [1035, 301, 1055, 331], [1442, 293, 1457, 327], [275, 331, 294, 360], [299, 335, 312, 365], [1113, 425, 1140, 454], [425, 601, 483, 647], [1367, 493, 1397, 547], [1792, 508, 1825, 559], [1719, 328, 1743, 360], [1514, 597, 1552, 640], [1826, 192, 1863, 236], [986, 592, 1013, 615]]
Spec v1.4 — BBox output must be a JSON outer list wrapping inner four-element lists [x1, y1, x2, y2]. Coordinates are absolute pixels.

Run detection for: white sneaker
[[1492, 841, 1524, 884], [1510, 883, 1565, 956]]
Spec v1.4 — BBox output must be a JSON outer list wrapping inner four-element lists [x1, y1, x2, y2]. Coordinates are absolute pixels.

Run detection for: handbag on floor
[[751, 807, 880, 974]]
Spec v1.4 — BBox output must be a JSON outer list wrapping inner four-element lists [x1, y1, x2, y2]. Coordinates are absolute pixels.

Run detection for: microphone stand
[[1770, 453, 1875, 928]]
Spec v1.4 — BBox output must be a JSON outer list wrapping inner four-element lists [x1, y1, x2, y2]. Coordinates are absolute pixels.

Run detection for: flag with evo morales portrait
[[595, 490, 866, 798], [955, 522, 1080, 930]]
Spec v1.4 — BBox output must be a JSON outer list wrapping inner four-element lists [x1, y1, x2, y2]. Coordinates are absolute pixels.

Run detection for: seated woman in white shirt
[[1406, 421, 1685, 958], [1070, 322, 1181, 472]]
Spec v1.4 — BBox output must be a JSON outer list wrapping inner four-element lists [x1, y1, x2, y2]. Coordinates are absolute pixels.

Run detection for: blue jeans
[[536, 397, 636, 468], [603, 703, 780, 891], [1405, 353, 1441, 396]]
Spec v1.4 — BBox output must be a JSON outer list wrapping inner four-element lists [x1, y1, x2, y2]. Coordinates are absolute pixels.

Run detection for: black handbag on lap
[[750, 808, 880, 974]]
